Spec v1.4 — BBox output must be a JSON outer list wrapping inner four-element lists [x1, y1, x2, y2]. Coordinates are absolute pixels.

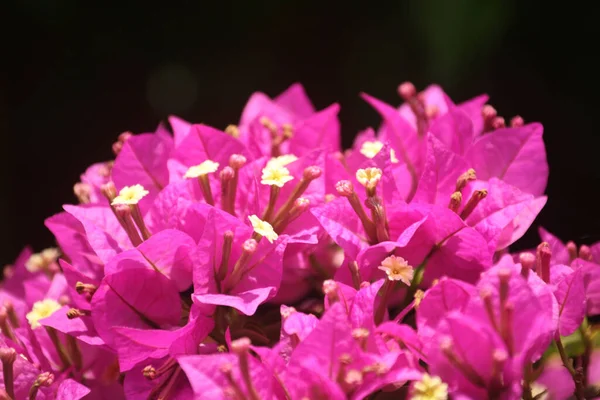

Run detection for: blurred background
[[2, 1, 599, 265]]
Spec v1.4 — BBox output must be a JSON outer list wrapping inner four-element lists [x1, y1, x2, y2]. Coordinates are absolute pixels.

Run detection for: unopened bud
[[113, 204, 132, 218], [579, 245, 593, 261], [510, 115, 524, 128], [0, 348, 16, 365], [303, 166, 322, 181], [492, 117, 506, 130], [112, 141, 123, 155], [242, 239, 258, 254], [230, 337, 251, 355], [398, 82, 417, 100], [323, 279, 338, 298], [567, 241, 578, 261], [335, 180, 354, 197], [101, 181, 117, 202], [229, 154, 247, 170], [118, 131, 133, 143], [519, 252, 535, 278], [536, 242, 552, 283], [482, 105, 497, 120], [220, 166, 235, 181], [293, 198, 310, 211], [73, 183, 92, 204], [224, 124, 240, 138]]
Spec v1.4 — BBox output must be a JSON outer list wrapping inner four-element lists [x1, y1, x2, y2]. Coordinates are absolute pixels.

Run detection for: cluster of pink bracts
[[1, 83, 599, 400]]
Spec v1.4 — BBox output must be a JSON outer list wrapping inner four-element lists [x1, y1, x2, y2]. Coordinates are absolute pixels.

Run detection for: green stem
[[554, 334, 584, 400]]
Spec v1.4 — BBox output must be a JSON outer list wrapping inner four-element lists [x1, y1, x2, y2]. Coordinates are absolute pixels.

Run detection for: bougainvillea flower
[[464, 123, 548, 196], [238, 83, 342, 158], [192, 206, 288, 316], [539, 226, 600, 265], [3, 81, 591, 399]]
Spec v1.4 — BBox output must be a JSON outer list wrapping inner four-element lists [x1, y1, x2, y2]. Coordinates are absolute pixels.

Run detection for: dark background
[[2, 1, 599, 265]]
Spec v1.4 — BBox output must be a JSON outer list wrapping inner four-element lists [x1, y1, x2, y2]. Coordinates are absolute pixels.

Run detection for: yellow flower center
[[111, 184, 149, 205], [410, 374, 448, 400], [378, 255, 414, 285], [248, 215, 278, 243], [360, 141, 384, 158], [25, 248, 60, 272], [261, 164, 294, 188], [356, 168, 382, 190], [184, 160, 220, 178], [266, 154, 298, 169], [26, 299, 62, 329]]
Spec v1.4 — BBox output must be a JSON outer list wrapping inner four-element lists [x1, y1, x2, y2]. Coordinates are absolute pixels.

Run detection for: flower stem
[[554, 333, 584, 400]]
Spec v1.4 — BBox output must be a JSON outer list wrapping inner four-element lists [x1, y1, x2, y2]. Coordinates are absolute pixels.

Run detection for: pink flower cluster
[[1, 83, 599, 399]]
